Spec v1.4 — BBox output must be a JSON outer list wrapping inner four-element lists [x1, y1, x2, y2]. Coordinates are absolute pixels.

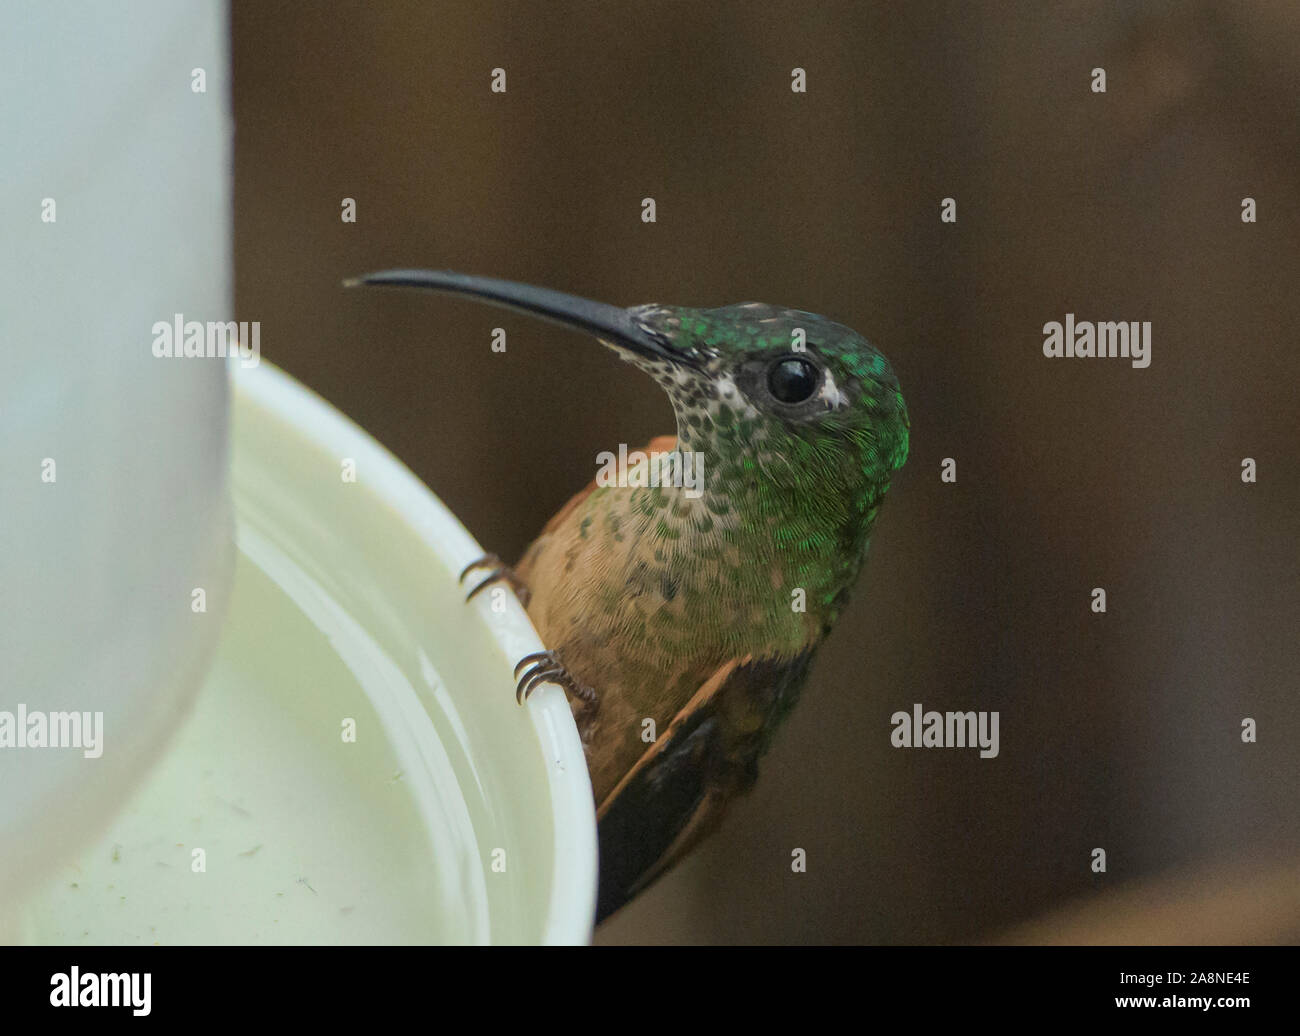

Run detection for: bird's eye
[[766, 356, 819, 404]]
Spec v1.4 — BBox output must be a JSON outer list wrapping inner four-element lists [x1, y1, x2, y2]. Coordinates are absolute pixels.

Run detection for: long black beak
[[344, 269, 691, 367]]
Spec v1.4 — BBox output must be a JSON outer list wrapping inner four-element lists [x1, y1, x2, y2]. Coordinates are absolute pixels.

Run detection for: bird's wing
[[594, 649, 815, 923]]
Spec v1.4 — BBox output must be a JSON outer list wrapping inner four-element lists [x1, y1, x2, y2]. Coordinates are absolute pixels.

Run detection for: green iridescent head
[[621, 302, 909, 497]]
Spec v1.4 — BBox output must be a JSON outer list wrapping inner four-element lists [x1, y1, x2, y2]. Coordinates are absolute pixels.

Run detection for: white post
[[0, 1, 235, 905]]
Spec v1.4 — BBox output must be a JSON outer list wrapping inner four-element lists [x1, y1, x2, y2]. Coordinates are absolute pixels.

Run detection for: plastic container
[[11, 361, 597, 944]]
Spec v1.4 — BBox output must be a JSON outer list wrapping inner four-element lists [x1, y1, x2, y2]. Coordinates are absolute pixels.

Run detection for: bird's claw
[[512, 650, 599, 710], [459, 553, 532, 608]]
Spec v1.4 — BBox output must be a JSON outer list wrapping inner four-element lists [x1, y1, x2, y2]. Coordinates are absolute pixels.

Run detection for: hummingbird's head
[[344, 270, 908, 501], [614, 302, 909, 496]]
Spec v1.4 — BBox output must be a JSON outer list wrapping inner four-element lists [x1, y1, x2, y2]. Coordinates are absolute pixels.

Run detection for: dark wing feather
[[595, 650, 816, 923]]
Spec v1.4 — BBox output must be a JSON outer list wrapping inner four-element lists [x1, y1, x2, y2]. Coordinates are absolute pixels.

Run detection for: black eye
[[766, 356, 819, 404]]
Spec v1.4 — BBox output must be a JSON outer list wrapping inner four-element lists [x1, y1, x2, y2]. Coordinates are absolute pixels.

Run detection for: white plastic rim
[[228, 359, 598, 943]]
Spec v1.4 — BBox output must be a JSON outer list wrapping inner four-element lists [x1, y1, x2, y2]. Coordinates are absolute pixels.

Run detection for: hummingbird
[[346, 270, 909, 923]]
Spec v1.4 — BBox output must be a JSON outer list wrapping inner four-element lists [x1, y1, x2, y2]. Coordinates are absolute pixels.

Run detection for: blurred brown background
[[231, 1, 1300, 943]]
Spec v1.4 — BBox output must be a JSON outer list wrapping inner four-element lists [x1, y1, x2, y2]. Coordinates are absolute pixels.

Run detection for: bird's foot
[[512, 650, 599, 713], [460, 553, 532, 608]]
